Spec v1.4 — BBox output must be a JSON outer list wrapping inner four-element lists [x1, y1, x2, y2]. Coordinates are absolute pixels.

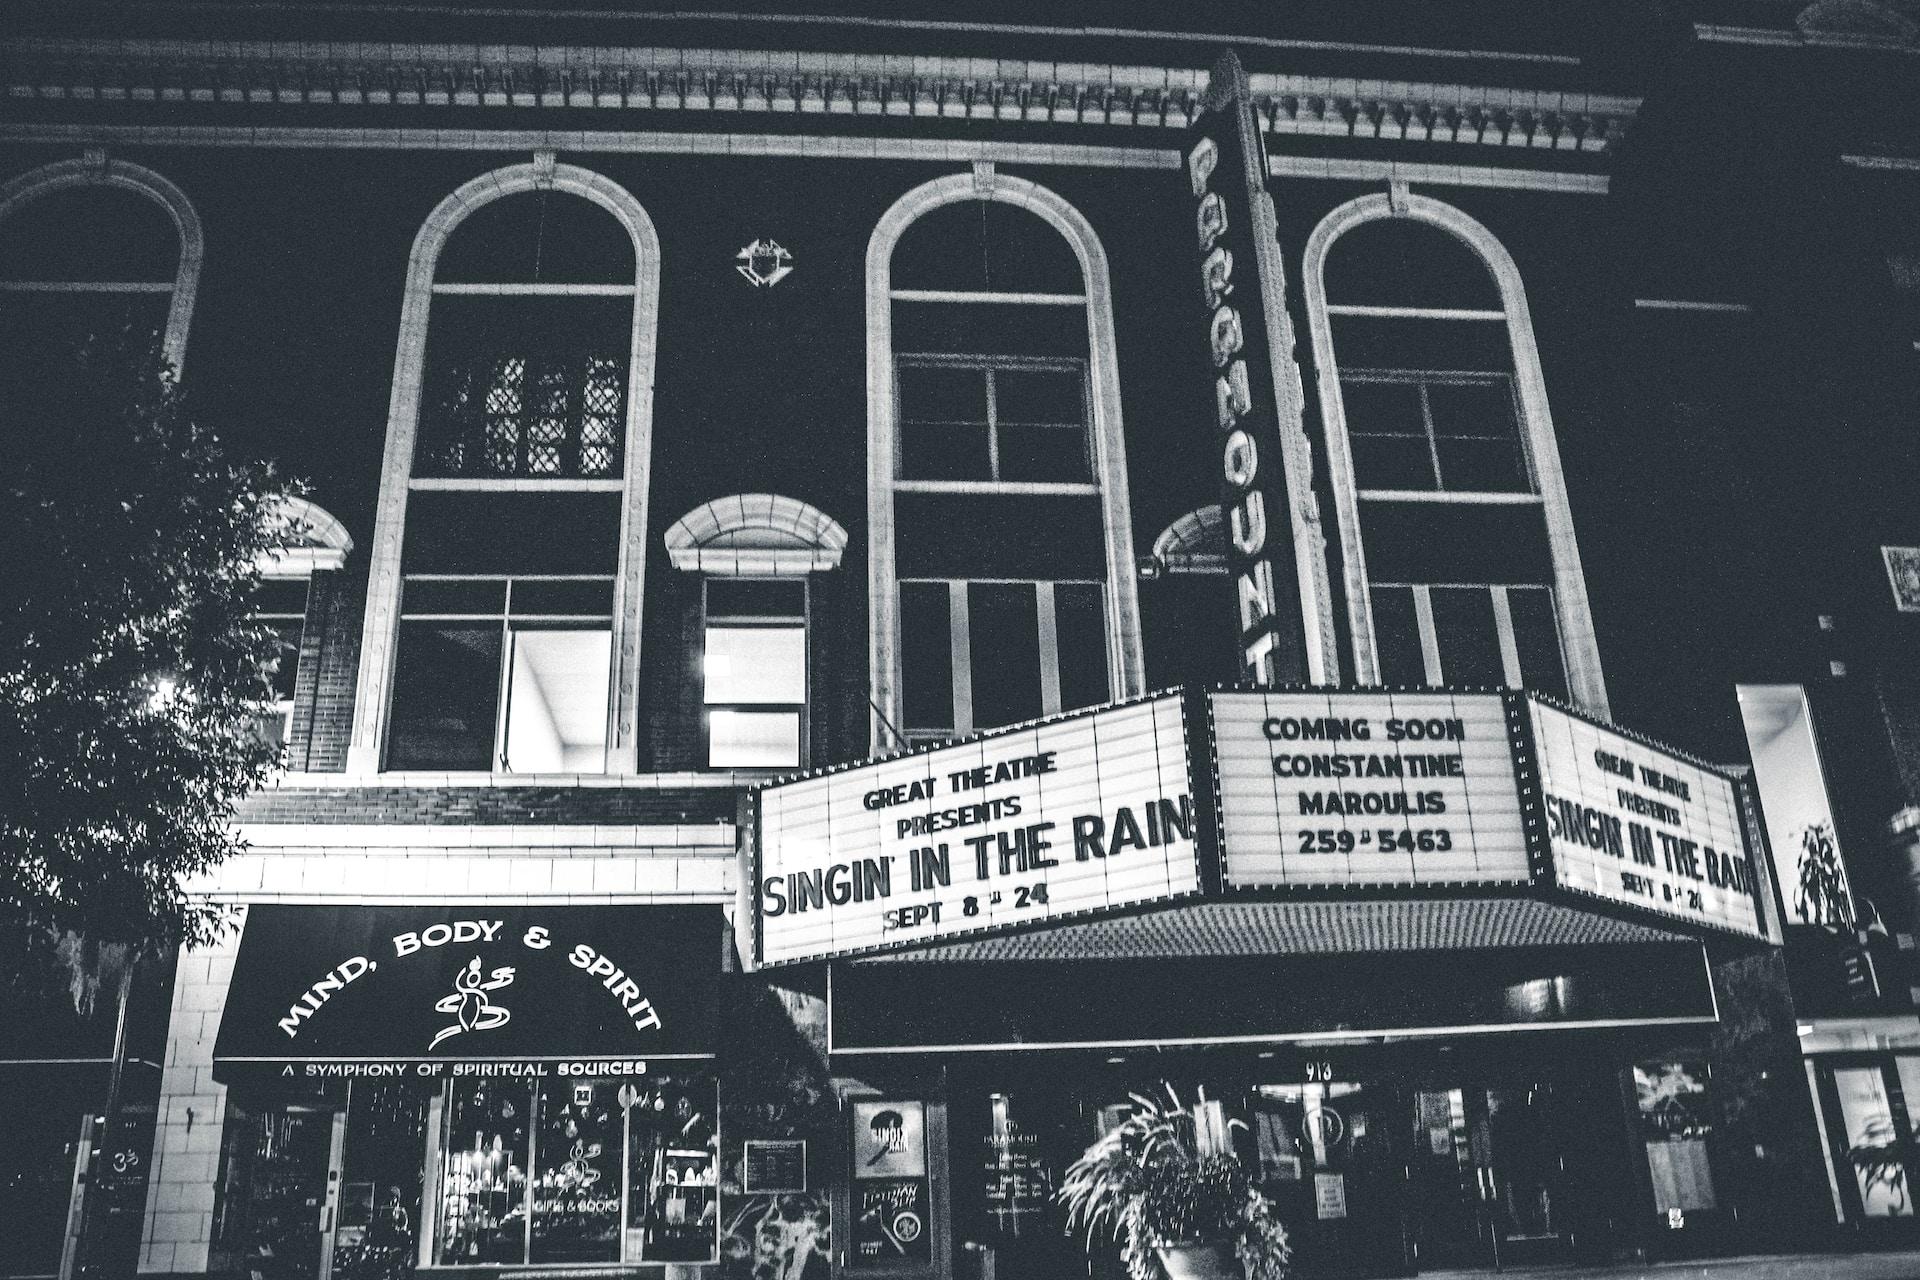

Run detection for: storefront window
[[437, 1077, 531, 1263], [1834, 1065, 1914, 1218], [1634, 1062, 1716, 1221], [434, 1071, 717, 1266]]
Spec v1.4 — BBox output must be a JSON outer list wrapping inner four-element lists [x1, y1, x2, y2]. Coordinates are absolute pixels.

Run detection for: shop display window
[[433, 1070, 718, 1267]]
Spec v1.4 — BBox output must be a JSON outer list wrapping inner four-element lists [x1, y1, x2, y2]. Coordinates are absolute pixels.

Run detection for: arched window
[[867, 168, 1143, 749], [667, 494, 847, 769], [1305, 193, 1606, 714], [0, 155, 202, 385], [253, 499, 355, 756], [349, 160, 661, 774]]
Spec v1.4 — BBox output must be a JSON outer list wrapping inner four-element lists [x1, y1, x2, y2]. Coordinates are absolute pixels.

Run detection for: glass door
[[1481, 1085, 1574, 1265], [214, 1105, 337, 1280], [1408, 1083, 1579, 1269]]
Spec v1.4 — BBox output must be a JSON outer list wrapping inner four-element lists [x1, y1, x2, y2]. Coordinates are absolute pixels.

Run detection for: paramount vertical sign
[[1187, 50, 1331, 685]]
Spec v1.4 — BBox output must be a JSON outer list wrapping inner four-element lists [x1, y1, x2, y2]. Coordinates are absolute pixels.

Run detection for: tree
[[0, 333, 302, 953]]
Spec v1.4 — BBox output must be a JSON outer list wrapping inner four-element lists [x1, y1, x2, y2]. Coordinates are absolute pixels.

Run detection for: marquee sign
[[1530, 701, 1763, 939], [1212, 690, 1528, 889], [752, 694, 1200, 965], [749, 689, 1771, 963], [211, 905, 722, 1082]]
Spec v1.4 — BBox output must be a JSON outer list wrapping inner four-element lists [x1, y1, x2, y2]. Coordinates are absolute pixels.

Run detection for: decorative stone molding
[[0, 154, 203, 372], [665, 494, 848, 576], [1151, 506, 1227, 576], [0, 38, 1639, 153], [260, 497, 354, 577]]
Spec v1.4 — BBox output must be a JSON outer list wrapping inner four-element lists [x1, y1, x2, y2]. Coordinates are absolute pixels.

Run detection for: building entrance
[[1410, 1081, 1595, 1270], [214, 1104, 337, 1280]]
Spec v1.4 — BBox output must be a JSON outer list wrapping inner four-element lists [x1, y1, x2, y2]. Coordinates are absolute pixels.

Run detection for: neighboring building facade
[[2, 2, 1919, 1278]]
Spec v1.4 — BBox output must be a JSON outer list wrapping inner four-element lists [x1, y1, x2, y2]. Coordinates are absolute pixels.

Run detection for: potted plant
[[1059, 1089, 1289, 1280]]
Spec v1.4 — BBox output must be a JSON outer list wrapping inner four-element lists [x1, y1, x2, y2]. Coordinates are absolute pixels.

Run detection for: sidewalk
[[1419, 1252, 1920, 1280]]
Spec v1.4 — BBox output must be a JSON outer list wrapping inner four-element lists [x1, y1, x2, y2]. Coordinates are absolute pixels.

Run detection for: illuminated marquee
[[753, 694, 1200, 965], [1213, 690, 1528, 888]]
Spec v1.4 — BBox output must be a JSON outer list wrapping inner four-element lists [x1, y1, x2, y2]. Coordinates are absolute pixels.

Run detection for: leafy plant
[[1849, 1115, 1912, 1213], [1058, 1088, 1289, 1280]]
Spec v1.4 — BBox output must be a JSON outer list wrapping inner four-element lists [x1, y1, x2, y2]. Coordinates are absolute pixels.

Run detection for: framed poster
[[852, 1101, 927, 1179], [743, 1140, 807, 1194], [852, 1178, 931, 1264]]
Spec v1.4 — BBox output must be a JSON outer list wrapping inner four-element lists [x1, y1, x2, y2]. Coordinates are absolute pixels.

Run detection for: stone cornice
[[1, 37, 1637, 153]]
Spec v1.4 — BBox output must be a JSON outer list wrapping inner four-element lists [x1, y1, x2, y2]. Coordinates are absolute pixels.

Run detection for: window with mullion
[[417, 295, 629, 480], [703, 578, 808, 769], [896, 356, 1089, 485], [1368, 582, 1567, 698], [897, 578, 1107, 741], [1342, 369, 1529, 494]]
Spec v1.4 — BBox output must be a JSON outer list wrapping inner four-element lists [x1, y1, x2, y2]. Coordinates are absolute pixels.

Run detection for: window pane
[[901, 420, 992, 481], [1053, 583, 1109, 713], [1350, 435, 1437, 491], [1436, 437, 1530, 493], [438, 1079, 532, 1264], [900, 582, 954, 734], [1340, 378, 1426, 434], [404, 579, 508, 616], [1370, 586, 1427, 686], [897, 364, 988, 422], [968, 583, 1042, 730], [1430, 587, 1505, 688], [388, 624, 502, 771], [529, 1079, 622, 1263], [503, 629, 610, 774], [709, 710, 801, 768], [994, 367, 1083, 423], [256, 579, 311, 617], [998, 423, 1090, 483], [1507, 587, 1569, 701], [511, 579, 615, 618], [706, 579, 805, 619], [704, 627, 805, 706], [1429, 379, 1528, 492], [264, 620, 304, 702]]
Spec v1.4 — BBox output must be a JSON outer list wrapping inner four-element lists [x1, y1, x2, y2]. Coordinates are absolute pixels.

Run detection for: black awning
[[213, 905, 724, 1084], [829, 899, 1716, 1053]]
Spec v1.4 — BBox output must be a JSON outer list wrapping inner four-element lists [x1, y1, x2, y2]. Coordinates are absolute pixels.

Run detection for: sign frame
[[1204, 684, 1542, 894], [1514, 690, 1771, 942], [749, 689, 1210, 967]]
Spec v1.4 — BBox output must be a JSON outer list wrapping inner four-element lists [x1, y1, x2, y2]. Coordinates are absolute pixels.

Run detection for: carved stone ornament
[[736, 238, 795, 288]]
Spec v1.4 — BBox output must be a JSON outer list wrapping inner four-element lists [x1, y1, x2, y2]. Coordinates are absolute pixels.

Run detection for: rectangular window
[[1342, 370, 1529, 494], [704, 579, 806, 769], [388, 576, 612, 772], [252, 577, 310, 752], [898, 579, 1107, 740], [1370, 583, 1565, 694], [896, 357, 1090, 486]]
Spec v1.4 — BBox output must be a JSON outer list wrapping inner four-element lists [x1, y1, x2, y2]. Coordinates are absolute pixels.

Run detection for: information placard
[[755, 695, 1199, 964], [1213, 690, 1527, 888], [1530, 701, 1764, 939]]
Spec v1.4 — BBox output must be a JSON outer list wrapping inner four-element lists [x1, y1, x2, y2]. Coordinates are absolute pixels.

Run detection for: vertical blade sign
[[1188, 51, 1318, 686]]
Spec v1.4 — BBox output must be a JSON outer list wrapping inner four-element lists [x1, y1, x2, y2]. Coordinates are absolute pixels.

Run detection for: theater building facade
[[3, 2, 1920, 1279]]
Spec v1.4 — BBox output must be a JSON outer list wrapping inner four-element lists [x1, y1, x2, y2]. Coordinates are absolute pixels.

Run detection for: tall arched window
[[867, 169, 1143, 749], [1305, 193, 1606, 715], [0, 155, 202, 386], [349, 160, 661, 774]]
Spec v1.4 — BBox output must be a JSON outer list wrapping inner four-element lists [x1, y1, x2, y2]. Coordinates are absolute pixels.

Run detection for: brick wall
[[234, 784, 738, 826], [301, 560, 366, 773]]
